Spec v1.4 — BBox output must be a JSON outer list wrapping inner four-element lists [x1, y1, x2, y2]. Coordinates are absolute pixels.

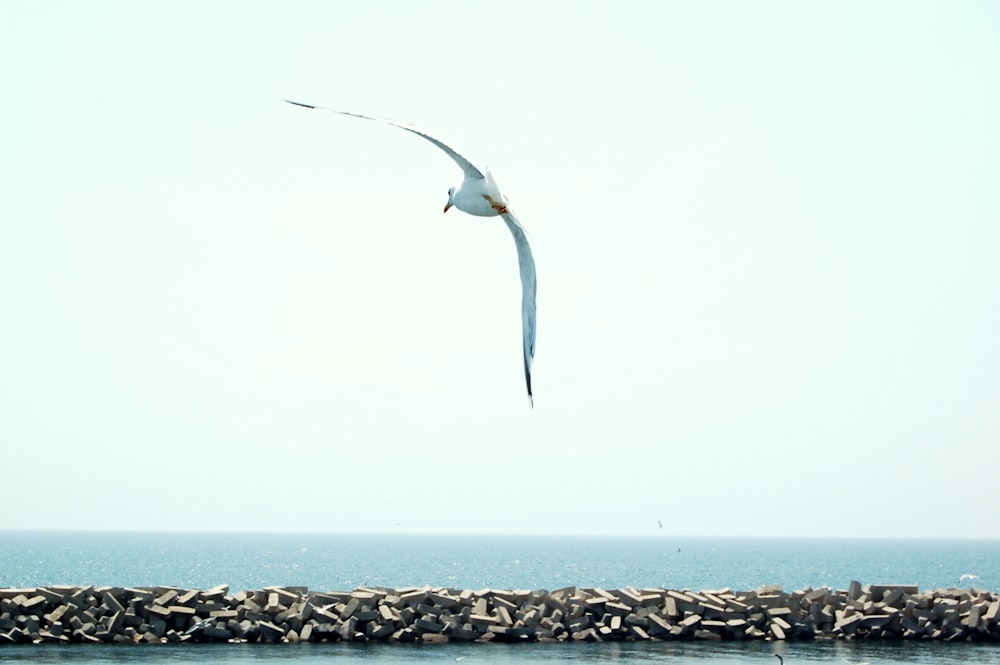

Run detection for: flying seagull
[[284, 99, 537, 406]]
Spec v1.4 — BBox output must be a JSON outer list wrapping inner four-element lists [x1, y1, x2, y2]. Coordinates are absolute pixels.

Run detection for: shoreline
[[1, 583, 997, 644]]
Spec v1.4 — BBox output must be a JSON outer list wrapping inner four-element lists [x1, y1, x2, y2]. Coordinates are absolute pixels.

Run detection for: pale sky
[[2, 1, 998, 538]]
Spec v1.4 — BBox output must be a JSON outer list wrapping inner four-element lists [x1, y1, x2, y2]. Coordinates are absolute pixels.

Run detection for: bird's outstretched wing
[[501, 211, 537, 406], [283, 99, 484, 181]]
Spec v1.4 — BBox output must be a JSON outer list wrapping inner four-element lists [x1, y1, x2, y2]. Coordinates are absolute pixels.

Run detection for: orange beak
[[443, 202, 453, 213]]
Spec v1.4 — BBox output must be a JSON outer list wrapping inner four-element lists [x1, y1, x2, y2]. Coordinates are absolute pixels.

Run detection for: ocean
[[1, 532, 998, 665]]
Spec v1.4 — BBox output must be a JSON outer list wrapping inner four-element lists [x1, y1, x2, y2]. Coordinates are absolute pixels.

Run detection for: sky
[[1, 1, 998, 538]]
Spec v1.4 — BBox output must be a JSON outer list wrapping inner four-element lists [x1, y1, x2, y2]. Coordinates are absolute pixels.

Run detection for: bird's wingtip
[[283, 99, 315, 109]]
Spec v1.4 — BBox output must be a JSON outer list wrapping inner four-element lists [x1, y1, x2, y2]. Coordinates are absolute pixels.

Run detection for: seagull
[[284, 99, 538, 406], [184, 617, 214, 635]]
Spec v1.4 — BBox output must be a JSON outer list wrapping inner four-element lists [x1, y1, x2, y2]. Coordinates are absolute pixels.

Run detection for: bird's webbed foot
[[484, 194, 509, 215]]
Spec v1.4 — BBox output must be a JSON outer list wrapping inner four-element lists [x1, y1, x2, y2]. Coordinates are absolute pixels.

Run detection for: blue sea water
[[1, 532, 998, 665]]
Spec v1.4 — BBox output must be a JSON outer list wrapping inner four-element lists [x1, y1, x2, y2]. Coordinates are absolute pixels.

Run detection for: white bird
[[284, 99, 538, 406]]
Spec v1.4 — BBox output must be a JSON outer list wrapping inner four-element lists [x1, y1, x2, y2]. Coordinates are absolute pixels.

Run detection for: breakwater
[[1, 583, 997, 644]]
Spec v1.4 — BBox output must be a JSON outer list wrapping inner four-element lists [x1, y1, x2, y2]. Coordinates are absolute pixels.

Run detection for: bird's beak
[[443, 202, 453, 213]]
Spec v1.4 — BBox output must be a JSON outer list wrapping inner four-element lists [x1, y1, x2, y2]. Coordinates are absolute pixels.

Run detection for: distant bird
[[454, 657, 466, 662], [184, 617, 214, 635], [284, 99, 538, 406], [657, 520, 663, 529], [959, 573, 980, 583]]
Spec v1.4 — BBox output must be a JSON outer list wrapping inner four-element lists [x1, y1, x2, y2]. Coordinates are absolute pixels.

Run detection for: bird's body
[[284, 99, 537, 405], [448, 170, 508, 217]]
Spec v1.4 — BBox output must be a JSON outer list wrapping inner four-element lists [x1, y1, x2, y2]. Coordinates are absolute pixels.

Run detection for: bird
[[184, 617, 214, 635], [284, 99, 538, 406], [773, 656, 783, 665]]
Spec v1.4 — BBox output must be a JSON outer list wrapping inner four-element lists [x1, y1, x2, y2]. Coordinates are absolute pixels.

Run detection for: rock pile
[[1, 583, 998, 644]]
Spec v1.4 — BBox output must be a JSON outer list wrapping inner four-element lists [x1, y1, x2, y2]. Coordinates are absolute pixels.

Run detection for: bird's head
[[443, 186, 455, 213]]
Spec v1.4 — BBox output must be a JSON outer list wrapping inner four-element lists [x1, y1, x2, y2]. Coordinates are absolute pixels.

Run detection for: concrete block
[[21, 595, 46, 611], [0, 589, 36, 600], [680, 614, 701, 628], [275, 605, 302, 622], [400, 589, 429, 606], [154, 590, 178, 606], [258, 621, 286, 642], [145, 604, 171, 620], [628, 624, 650, 640], [414, 617, 443, 634], [340, 598, 360, 619], [647, 613, 672, 635], [751, 594, 787, 609], [770, 616, 792, 631], [860, 614, 892, 628], [2, 627, 24, 643], [196, 601, 226, 614], [835, 613, 864, 634], [615, 588, 643, 607], [174, 589, 199, 606], [354, 609, 380, 622], [200, 585, 229, 601], [378, 604, 397, 623], [43, 604, 68, 624], [202, 624, 231, 640], [470, 613, 498, 627], [429, 591, 459, 608], [492, 595, 519, 613], [105, 611, 124, 634], [38, 587, 68, 604], [367, 621, 395, 640]]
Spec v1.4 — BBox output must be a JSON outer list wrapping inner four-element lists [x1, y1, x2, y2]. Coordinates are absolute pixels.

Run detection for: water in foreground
[[2, 639, 1000, 665]]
